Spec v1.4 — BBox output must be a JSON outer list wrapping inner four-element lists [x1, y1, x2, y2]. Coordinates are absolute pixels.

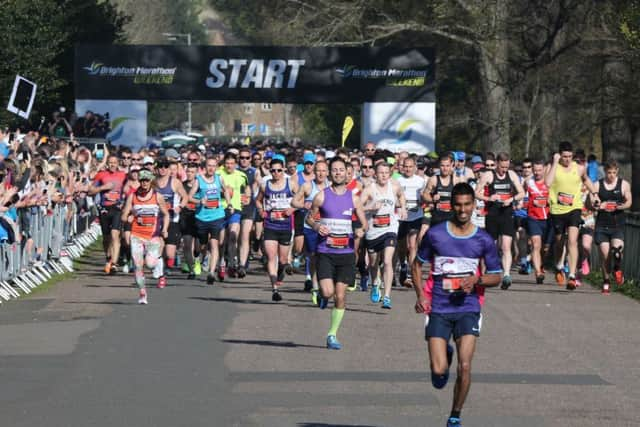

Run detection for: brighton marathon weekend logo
[[82, 61, 177, 84], [335, 65, 427, 86]]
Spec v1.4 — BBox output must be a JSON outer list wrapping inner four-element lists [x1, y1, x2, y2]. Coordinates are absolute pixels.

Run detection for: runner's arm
[[255, 183, 266, 213], [353, 192, 368, 231], [290, 182, 309, 209], [510, 171, 526, 202], [422, 176, 436, 203], [305, 191, 328, 235], [173, 179, 189, 209], [544, 153, 560, 187], [475, 172, 490, 202], [187, 179, 201, 205], [157, 195, 170, 235], [620, 180, 632, 210], [411, 237, 431, 314], [120, 194, 133, 222]]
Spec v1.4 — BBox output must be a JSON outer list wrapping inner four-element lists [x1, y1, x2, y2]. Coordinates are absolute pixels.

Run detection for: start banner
[[75, 45, 435, 103]]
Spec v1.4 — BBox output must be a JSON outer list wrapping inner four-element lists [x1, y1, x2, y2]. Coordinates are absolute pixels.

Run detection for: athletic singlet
[[514, 175, 528, 218], [365, 181, 399, 240], [183, 180, 197, 211], [93, 170, 127, 208], [303, 180, 326, 230], [195, 174, 225, 222], [397, 174, 426, 222], [487, 170, 515, 214], [526, 178, 549, 220], [431, 175, 454, 224], [317, 187, 355, 255], [264, 178, 294, 231], [550, 161, 583, 214], [131, 192, 161, 240], [346, 179, 361, 221], [218, 169, 248, 210], [156, 177, 179, 222], [239, 166, 257, 200], [297, 170, 312, 186], [596, 178, 626, 228]]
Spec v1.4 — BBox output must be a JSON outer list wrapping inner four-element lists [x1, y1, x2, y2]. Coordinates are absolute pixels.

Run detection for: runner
[[306, 157, 367, 349], [180, 162, 200, 279], [545, 141, 600, 290], [187, 156, 231, 285], [345, 163, 364, 291], [411, 182, 502, 427], [120, 169, 170, 304], [255, 156, 299, 301], [423, 152, 459, 227], [475, 152, 525, 290], [89, 154, 127, 274], [292, 152, 315, 269], [237, 147, 261, 277], [514, 159, 533, 274], [524, 159, 550, 284], [292, 160, 329, 301], [397, 156, 426, 287], [592, 159, 632, 294], [121, 165, 141, 273], [360, 162, 407, 309]]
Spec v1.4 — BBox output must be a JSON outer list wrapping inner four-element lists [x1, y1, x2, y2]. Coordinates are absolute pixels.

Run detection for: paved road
[[1, 249, 639, 427]]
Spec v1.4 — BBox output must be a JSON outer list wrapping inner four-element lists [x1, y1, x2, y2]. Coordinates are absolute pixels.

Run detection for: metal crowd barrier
[[0, 202, 102, 305], [588, 212, 640, 285]]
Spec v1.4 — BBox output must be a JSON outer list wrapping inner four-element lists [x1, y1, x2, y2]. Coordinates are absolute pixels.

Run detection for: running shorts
[[365, 232, 397, 253], [398, 218, 422, 240], [263, 228, 292, 246], [594, 226, 625, 245], [293, 210, 305, 237], [425, 312, 482, 341], [551, 209, 582, 235], [99, 206, 122, 235], [196, 218, 225, 245], [316, 252, 356, 286], [166, 222, 182, 246], [485, 209, 515, 239], [303, 228, 319, 254]]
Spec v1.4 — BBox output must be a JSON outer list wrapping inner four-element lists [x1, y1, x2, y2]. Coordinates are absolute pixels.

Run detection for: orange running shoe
[[555, 269, 565, 286], [104, 261, 112, 275], [614, 270, 624, 286]]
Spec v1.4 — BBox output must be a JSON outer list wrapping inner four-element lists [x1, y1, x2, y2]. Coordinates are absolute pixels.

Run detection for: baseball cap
[[272, 153, 286, 163], [472, 163, 484, 172], [454, 151, 466, 162], [303, 153, 316, 164], [142, 156, 154, 165], [471, 155, 483, 164], [264, 150, 274, 159], [139, 169, 155, 181], [164, 148, 180, 160]]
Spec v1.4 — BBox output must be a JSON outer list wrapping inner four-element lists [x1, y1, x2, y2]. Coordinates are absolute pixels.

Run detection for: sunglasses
[[188, 158, 199, 162], [121, 156, 131, 160], [522, 165, 532, 169], [158, 163, 170, 168], [239, 156, 251, 160], [362, 165, 373, 169], [485, 163, 495, 167], [131, 158, 141, 162], [270, 168, 283, 173], [139, 178, 151, 182]]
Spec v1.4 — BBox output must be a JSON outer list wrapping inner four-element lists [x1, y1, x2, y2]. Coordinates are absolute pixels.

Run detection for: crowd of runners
[[85, 138, 630, 427]]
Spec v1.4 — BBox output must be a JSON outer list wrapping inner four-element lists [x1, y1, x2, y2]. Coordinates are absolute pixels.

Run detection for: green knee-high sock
[[328, 308, 345, 336]]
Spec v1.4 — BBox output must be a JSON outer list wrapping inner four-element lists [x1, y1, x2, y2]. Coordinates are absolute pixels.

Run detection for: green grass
[[583, 270, 640, 301]]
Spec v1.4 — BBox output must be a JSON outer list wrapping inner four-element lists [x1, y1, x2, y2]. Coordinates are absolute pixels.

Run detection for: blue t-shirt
[[417, 221, 502, 314]]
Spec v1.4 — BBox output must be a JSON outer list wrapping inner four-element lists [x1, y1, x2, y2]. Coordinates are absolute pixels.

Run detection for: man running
[[291, 160, 329, 301], [360, 162, 407, 309], [188, 156, 231, 285], [256, 157, 299, 302], [592, 159, 632, 293], [292, 152, 316, 268], [545, 141, 599, 290], [524, 159, 551, 284], [411, 182, 501, 427], [306, 157, 367, 349], [89, 154, 127, 274], [423, 153, 459, 227], [121, 169, 170, 304], [237, 147, 261, 277], [475, 152, 525, 290], [181, 162, 200, 279]]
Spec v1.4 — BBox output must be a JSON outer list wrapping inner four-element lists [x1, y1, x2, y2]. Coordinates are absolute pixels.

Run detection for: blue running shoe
[[292, 256, 301, 269], [326, 335, 342, 350], [319, 297, 329, 310], [359, 275, 369, 291], [370, 285, 381, 303], [500, 274, 512, 290], [446, 417, 462, 427], [381, 295, 392, 309]]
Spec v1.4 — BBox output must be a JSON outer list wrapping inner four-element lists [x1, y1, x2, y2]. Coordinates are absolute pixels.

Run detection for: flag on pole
[[341, 116, 354, 147]]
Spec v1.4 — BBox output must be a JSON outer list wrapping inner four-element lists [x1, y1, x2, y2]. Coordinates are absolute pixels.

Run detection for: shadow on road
[[297, 423, 380, 427], [222, 338, 325, 349]]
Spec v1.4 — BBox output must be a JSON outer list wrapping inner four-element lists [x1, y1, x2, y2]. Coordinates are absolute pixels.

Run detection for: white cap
[[142, 156, 154, 164]]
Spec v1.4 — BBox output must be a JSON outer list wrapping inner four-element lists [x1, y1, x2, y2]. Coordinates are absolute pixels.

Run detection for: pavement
[[1, 248, 639, 427]]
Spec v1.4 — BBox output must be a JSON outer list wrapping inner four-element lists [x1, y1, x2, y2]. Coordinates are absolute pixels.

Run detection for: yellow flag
[[243, 136, 251, 145], [341, 116, 354, 147]]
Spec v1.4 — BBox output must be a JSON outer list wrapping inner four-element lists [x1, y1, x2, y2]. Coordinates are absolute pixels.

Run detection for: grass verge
[[583, 269, 640, 301]]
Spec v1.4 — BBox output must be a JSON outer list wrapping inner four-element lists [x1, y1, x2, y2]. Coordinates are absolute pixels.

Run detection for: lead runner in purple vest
[[306, 157, 367, 350]]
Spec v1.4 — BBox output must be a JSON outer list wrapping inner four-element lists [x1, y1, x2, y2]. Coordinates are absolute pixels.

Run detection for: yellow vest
[[549, 161, 583, 214]]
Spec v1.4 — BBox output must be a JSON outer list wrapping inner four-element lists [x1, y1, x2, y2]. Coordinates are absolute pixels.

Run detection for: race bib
[[442, 277, 464, 292], [105, 191, 120, 202], [186, 201, 197, 210], [270, 209, 287, 221], [137, 215, 155, 227], [204, 199, 219, 209], [602, 201, 618, 212], [557, 192, 575, 206], [326, 233, 349, 249], [373, 214, 391, 227], [497, 193, 511, 202], [436, 201, 451, 212], [533, 196, 548, 208]]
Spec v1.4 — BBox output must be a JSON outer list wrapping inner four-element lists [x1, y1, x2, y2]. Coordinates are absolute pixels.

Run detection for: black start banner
[[75, 45, 435, 103]]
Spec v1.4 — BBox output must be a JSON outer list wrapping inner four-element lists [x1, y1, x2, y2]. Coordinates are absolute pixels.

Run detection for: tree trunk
[[601, 56, 632, 181]]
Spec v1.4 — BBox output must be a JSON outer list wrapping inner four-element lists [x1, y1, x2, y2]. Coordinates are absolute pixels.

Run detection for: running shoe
[[614, 270, 624, 286], [181, 262, 191, 273], [272, 290, 282, 302], [446, 417, 462, 427], [284, 263, 294, 275], [581, 259, 590, 276], [217, 265, 226, 281], [381, 295, 392, 309], [326, 335, 342, 350], [228, 266, 237, 278], [304, 277, 313, 292], [602, 280, 611, 295], [157, 276, 167, 289], [122, 263, 130, 274], [292, 255, 301, 269], [500, 275, 512, 290], [535, 274, 545, 285], [319, 296, 329, 310], [187, 272, 195, 280], [555, 269, 565, 286], [193, 259, 202, 275], [104, 261, 112, 275], [138, 288, 148, 305], [359, 275, 369, 292], [206, 273, 215, 285], [237, 266, 247, 279], [370, 284, 381, 303], [518, 258, 529, 275], [566, 276, 577, 291], [311, 289, 319, 306], [347, 282, 358, 292]]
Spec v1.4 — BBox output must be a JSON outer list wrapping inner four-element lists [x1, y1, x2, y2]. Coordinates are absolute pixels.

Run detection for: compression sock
[[277, 263, 286, 282], [305, 256, 311, 276], [327, 308, 345, 336]]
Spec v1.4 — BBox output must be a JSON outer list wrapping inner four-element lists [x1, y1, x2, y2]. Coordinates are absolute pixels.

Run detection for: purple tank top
[[317, 187, 355, 254], [264, 178, 294, 231]]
